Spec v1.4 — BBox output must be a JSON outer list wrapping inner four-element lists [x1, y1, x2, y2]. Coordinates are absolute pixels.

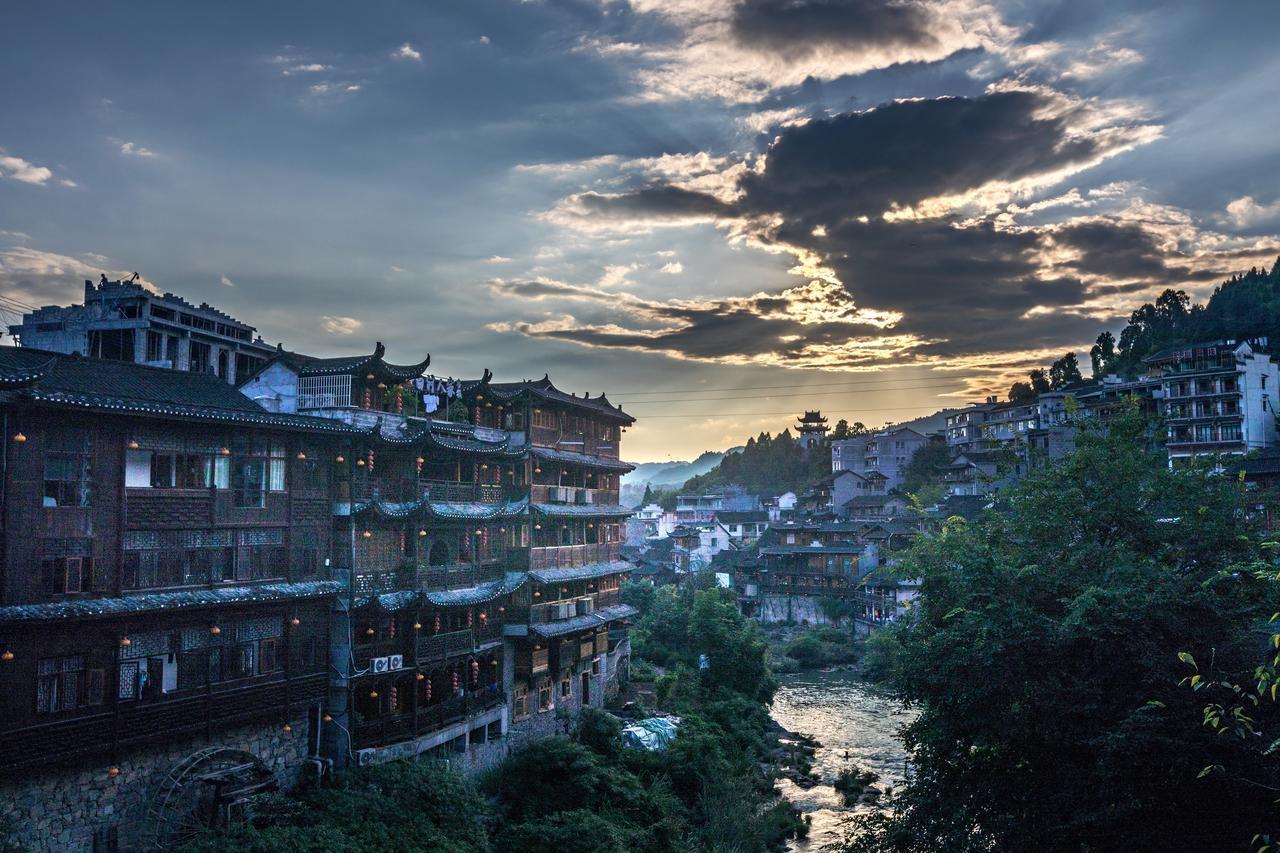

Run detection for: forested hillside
[[679, 429, 831, 496], [1091, 258, 1280, 378]]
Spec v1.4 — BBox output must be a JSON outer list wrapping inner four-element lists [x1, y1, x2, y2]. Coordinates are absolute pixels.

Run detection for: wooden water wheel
[[143, 746, 277, 849]]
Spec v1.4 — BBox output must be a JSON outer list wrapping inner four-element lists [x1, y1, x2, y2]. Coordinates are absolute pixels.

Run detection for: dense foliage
[[187, 580, 794, 852], [180, 759, 491, 853], [851, 407, 1280, 851], [487, 582, 796, 851], [1092, 259, 1280, 378], [681, 429, 830, 496]]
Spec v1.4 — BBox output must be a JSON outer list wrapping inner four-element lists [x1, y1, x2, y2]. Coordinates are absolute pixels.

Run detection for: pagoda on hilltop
[[796, 410, 829, 448]]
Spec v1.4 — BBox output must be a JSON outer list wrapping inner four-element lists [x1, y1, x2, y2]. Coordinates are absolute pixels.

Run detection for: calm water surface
[[771, 670, 915, 851]]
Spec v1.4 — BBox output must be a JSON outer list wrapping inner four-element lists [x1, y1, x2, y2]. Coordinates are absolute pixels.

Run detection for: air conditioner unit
[[356, 748, 376, 767], [371, 656, 390, 674], [388, 654, 404, 670], [578, 489, 594, 505]]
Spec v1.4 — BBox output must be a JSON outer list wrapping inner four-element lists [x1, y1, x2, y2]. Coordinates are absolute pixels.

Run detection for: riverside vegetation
[[179, 582, 801, 852], [849, 405, 1280, 852]]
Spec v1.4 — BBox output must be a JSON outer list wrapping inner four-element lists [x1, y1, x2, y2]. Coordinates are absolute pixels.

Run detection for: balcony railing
[[527, 588, 623, 624], [352, 685, 505, 749], [0, 672, 326, 773], [417, 628, 476, 662], [529, 542, 621, 569], [418, 479, 510, 504], [530, 485, 620, 506]]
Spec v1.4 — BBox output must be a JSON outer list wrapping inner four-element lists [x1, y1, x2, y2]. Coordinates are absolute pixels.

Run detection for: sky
[[2, 0, 1279, 463]]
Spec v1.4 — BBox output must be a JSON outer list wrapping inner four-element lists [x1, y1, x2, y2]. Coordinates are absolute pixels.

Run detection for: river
[[770, 670, 915, 851]]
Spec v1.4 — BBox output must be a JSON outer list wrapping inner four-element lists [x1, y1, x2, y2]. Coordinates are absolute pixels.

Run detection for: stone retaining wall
[[0, 711, 311, 852]]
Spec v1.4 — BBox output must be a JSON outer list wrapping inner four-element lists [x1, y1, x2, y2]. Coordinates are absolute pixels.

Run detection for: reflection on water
[[771, 670, 915, 851]]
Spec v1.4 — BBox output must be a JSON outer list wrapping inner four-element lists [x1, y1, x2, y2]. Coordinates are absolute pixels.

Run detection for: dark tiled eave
[[24, 391, 365, 434], [354, 572, 528, 610], [529, 604, 637, 638], [530, 561, 631, 584], [530, 446, 634, 473], [0, 581, 342, 624], [532, 502, 634, 519], [338, 497, 529, 521]]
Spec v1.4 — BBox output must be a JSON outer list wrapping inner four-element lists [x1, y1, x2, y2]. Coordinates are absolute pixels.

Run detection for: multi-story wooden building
[[0, 347, 358, 850], [0, 340, 640, 849]]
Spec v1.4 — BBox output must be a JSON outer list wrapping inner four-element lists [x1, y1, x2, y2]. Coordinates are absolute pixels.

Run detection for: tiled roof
[[0, 581, 341, 623], [530, 604, 637, 638], [842, 495, 907, 508], [355, 572, 528, 610], [0, 347, 363, 434], [530, 561, 631, 584], [273, 342, 430, 380], [717, 511, 769, 524], [425, 572, 528, 606], [337, 497, 528, 521], [532, 502, 633, 518], [487, 375, 635, 424], [530, 446, 634, 472], [761, 544, 863, 555]]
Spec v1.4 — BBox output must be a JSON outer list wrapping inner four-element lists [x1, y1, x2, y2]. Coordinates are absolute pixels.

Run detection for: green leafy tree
[[899, 437, 952, 497], [1090, 330, 1116, 377], [1048, 351, 1083, 389], [853, 405, 1276, 852]]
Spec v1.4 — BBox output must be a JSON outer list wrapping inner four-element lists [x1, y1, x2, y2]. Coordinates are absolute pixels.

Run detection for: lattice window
[[299, 375, 352, 409]]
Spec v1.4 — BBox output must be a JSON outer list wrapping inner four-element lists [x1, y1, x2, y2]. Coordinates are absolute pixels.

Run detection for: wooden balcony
[[352, 685, 505, 750], [530, 485, 620, 506], [528, 587, 622, 624], [529, 542, 621, 570], [416, 628, 475, 662], [0, 672, 326, 773], [417, 479, 512, 504]]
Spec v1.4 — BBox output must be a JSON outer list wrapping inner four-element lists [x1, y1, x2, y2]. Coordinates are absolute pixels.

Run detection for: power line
[[632, 404, 950, 419], [607, 374, 963, 396], [618, 380, 959, 405]]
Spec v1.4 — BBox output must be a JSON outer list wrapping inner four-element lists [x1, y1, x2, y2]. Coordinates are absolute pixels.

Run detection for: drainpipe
[[323, 438, 355, 769]]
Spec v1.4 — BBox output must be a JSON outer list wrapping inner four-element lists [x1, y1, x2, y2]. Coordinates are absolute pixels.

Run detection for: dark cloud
[[573, 185, 735, 221], [1051, 221, 1223, 285], [740, 90, 1102, 222], [729, 0, 941, 58]]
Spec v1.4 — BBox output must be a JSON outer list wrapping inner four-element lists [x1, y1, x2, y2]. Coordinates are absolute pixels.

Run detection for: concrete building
[[1146, 339, 1278, 464], [831, 436, 867, 473], [8, 277, 276, 384], [864, 426, 928, 492]]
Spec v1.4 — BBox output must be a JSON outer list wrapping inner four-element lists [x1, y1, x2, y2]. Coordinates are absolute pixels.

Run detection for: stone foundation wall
[[757, 594, 846, 626], [0, 711, 312, 852]]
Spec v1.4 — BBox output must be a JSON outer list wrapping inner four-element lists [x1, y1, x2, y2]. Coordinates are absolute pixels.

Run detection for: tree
[[899, 437, 952, 497], [1048, 351, 1083, 389], [1007, 380, 1035, 402], [1028, 368, 1051, 395], [1090, 330, 1116, 377], [853, 405, 1276, 852], [641, 483, 655, 505], [831, 419, 852, 440]]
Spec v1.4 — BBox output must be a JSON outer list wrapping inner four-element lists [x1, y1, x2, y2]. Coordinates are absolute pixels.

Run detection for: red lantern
[[363, 388, 372, 409], [470, 659, 480, 687], [424, 677, 432, 702], [433, 614, 441, 633], [389, 686, 399, 711], [451, 669, 460, 691], [466, 609, 474, 628]]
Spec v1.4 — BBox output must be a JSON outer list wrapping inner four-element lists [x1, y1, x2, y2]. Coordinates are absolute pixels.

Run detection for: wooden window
[[560, 673, 572, 699], [513, 683, 529, 720], [36, 654, 102, 713], [43, 428, 92, 508], [538, 679, 552, 711], [258, 638, 279, 673], [43, 555, 91, 594]]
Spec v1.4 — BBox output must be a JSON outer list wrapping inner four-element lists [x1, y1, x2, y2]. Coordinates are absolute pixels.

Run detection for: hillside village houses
[[0, 280, 639, 851]]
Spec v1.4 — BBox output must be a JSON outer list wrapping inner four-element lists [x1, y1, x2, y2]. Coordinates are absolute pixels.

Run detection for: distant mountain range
[[621, 449, 741, 506]]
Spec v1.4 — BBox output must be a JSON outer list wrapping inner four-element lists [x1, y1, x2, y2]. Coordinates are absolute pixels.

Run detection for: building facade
[[0, 342, 639, 850], [8, 278, 277, 385]]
